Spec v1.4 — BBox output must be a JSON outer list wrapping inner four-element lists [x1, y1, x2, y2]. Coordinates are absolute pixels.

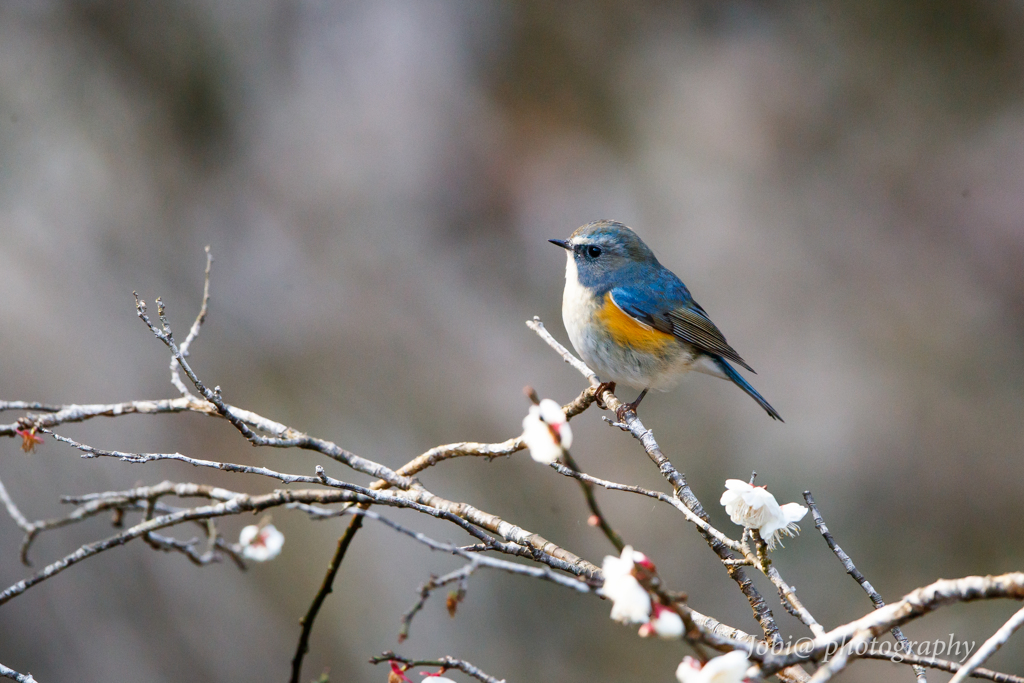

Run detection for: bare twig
[[46, 430, 322, 485], [0, 395, 320, 453], [367, 385, 594, 493], [560, 452, 624, 552], [337, 505, 593, 643], [1, 397, 206, 438], [860, 649, 1024, 683], [142, 530, 223, 565], [347, 506, 592, 593], [525, 317, 597, 383], [290, 514, 364, 683], [134, 294, 412, 488], [170, 246, 213, 396], [371, 652, 506, 683], [761, 557, 826, 638], [0, 476, 33, 536], [948, 604, 1024, 683], [389, 437, 524, 479], [399, 563, 476, 643], [0, 662, 37, 683], [804, 491, 926, 681]]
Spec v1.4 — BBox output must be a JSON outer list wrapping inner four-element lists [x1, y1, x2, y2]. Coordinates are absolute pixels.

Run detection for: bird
[[549, 220, 782, 421]]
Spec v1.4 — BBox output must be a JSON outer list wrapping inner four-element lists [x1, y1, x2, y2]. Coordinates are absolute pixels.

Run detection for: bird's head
[[549, 220, 658, 288]]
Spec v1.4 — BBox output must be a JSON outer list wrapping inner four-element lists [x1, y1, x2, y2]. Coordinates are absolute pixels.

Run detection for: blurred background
[[2, 1, 1024, 681]]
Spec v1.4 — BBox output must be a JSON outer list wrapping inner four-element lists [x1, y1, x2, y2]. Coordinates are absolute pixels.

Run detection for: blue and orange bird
[[550, 220, 782, 421]]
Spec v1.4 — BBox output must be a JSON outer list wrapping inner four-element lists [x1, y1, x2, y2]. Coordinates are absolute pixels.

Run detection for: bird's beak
[[548, 239, 571, 250]]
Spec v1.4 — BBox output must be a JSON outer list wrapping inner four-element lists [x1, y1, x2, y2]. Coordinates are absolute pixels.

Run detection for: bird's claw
[[593, 382, 616, 410], [615, 388, 648, 422]]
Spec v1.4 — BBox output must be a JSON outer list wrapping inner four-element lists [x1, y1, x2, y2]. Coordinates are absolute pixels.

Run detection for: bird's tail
[[713, 357, 783, 422]]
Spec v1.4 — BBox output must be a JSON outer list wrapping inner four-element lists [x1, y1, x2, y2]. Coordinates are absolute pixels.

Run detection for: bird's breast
[[561, 256, 692, 388]]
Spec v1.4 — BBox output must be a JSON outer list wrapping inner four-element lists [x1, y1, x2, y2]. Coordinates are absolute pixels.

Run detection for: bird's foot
[[593, 382, 616, 410], [615, 389, 648, 423]]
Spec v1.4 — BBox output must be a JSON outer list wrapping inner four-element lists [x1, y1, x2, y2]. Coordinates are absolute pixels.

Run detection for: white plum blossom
[[720, 480, 808, 550], [422, 677, 457, 683], [638, 603, 684, 639], [599, 545, 653, 624], [675, 651, 751, 683], [521, 398, 572, 464], [239, 523, 285, 561]]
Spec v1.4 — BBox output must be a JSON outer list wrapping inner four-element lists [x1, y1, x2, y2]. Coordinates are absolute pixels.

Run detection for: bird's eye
[[587, 245, 602, 258]]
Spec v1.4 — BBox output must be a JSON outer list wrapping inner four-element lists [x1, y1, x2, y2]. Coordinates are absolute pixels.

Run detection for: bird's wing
[[610, 286, 755, 373]]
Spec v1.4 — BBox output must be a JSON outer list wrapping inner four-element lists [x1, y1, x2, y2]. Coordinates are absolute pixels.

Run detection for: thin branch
[[142, 530, 223, 565], [367, 385, 594, 493], [804, 491, 926, 681], [752, 533, 824, 638], [347, 506, 592, 593], [0, 397, 206, 438], [372, 652, 506, 683], [0, 476, 33, 536], [560, 452, 624, 552], [0, 662, 37, 683], [331, 504, 595, 647], [547, 462, 669, 502], [360, 502, 593, 644], [170, 246, 213, 396], [0, 395, 323, 465], [386, 437, 524, 481], [563, 469, 745, 554], [290, 514, 364, 683], [46, 430, 321, 485], [525, 317, 597, 382], [399, 563, 475, 643], [949, 604, 1024, 683], [133, 294, 412, 488], [860, 649, 1024, 683]]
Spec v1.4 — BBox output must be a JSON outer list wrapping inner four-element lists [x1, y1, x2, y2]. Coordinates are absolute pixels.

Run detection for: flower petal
[[780, 502, 808, 524]]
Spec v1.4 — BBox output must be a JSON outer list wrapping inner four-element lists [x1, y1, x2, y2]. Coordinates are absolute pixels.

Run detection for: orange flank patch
[[596, 293, 676, 354]]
